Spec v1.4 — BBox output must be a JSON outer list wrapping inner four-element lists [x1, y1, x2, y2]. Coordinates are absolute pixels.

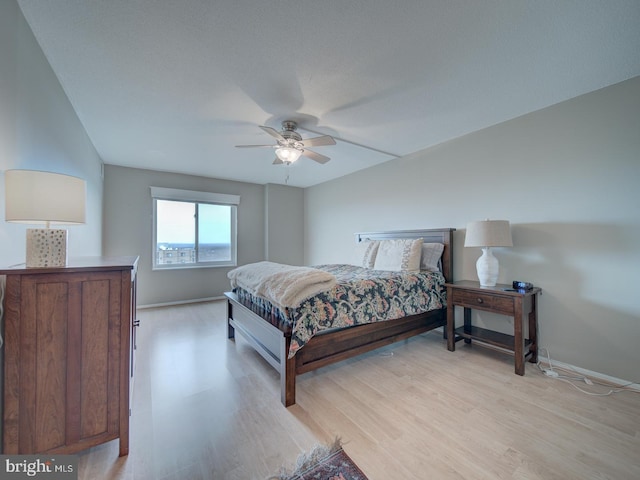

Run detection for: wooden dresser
[[0, 256, 138, 456]]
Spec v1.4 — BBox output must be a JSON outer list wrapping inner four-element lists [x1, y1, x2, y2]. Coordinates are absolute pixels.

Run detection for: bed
[[225, 228, 455, 407]]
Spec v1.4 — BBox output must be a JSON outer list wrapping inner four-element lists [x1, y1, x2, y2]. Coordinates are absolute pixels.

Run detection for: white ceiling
[[17, 1, 640, 188]]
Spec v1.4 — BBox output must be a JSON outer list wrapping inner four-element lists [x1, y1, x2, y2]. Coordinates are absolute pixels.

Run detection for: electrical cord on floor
[[536, 346, 639, 396]]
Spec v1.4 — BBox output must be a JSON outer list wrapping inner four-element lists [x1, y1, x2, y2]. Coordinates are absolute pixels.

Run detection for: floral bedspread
[[234, 264, 446, 358]]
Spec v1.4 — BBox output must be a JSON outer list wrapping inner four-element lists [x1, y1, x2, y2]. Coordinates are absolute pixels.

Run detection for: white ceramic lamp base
[[476, 247, 499, 287], [26, 228, 68, 268]]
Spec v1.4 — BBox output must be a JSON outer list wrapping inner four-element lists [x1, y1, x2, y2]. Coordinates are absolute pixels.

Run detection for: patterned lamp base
[[26, 228, 68, 268]]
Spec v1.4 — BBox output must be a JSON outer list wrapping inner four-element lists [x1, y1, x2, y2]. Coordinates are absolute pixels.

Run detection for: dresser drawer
[[451, 289, 514, 315]]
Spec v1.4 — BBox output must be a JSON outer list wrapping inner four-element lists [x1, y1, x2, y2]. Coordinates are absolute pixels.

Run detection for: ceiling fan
[[236, 120, 336, 165]]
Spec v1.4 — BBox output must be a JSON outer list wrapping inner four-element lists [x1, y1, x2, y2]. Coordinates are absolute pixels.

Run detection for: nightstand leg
[[528, 294, 538, 364], [463, 307, 472, 344], [447, 304, 455, 351], [514, 297, 525, 375]]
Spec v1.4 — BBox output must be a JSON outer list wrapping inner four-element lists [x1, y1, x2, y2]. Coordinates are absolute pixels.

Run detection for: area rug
[[268, 438, 369, 480]]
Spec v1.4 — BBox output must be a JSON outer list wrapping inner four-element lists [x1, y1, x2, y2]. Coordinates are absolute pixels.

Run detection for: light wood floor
[[77, 300, 639, 479]]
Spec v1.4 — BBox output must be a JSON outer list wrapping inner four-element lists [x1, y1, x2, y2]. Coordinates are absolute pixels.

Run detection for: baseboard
[[138, 296, 225, 309]]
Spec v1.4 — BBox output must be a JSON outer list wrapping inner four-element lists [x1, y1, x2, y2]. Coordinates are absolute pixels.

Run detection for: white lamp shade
[[464, 220, 513, 248], [4, 169, 86, 225]]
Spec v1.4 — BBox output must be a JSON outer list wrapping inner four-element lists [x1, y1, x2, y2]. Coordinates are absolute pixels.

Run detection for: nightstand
[[445, 280, 541, 375]]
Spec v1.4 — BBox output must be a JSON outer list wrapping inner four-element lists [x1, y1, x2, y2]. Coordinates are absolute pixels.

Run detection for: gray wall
[[0, 0, 103, 267], [0, 0, 103, 444], [103, 166, 304, 306], [265, 183, 304, 265], [304, 76, 640, 382]]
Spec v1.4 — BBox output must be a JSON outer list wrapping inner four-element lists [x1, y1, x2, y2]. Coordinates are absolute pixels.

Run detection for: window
[[150, 187, 239, 269]]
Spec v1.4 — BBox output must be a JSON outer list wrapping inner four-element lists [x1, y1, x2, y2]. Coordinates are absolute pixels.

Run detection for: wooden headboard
[[355, 228, 455, 283]]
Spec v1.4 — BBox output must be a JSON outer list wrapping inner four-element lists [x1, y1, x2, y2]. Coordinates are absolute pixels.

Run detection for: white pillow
[[354, 240, 379, 268], [420, 243, 445, 272], [373, 238, 423, 272]]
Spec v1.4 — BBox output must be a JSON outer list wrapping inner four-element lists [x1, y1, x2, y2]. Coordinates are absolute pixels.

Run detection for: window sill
[[152, 263, 236, 272]]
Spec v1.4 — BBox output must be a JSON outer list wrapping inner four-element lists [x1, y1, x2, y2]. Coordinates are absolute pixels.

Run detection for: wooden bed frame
[[225, 228, 455, 407]]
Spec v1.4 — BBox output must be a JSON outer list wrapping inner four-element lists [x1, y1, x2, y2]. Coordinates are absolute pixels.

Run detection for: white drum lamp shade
[[4, 170, 86, 267], [464, 220, 513, 287]]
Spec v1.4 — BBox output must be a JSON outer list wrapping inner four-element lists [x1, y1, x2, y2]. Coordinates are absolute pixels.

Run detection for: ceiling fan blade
[[300, 135, 336, 148], [259, 126, 285, 141], [272, 157, 284, 165], [235, 144, 274, 148], [302, 149, 330, 164]]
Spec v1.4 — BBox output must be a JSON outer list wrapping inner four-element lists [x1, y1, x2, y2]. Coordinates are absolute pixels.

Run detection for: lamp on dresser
[[4, 169, 86, 267], [464, 219, 513, 287]]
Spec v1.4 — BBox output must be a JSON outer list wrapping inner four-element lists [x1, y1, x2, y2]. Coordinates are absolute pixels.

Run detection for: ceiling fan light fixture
[[275, 146, 302, 164]]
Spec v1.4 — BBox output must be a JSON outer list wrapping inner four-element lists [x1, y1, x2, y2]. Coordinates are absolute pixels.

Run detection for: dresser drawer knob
[[477, 297, 484, 304]]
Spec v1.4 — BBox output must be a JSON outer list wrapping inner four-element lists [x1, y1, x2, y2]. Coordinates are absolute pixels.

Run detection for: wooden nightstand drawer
[[451, 289, 514, 315]]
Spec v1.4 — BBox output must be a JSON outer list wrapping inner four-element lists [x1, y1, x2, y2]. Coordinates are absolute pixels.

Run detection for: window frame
[[150, 187, 239, 270]]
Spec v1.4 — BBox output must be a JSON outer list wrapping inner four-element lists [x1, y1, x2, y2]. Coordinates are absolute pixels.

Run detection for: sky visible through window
[[157, 200, 230, 244]]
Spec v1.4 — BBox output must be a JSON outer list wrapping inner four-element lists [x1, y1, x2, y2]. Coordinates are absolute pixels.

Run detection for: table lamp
[[464, 219, 513, 287], [4, 169, 86, 267]]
